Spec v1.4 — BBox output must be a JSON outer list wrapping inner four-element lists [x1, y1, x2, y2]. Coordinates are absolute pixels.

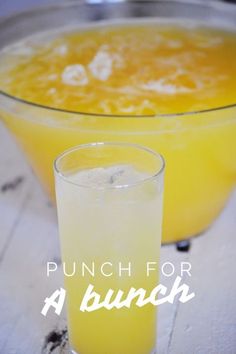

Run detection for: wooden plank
[[0, 176, 65, 354], [0, 122, 32, 258], [0, 123, 65, 353], [158, 243, 191, 354], [169, 192, 236, 354]]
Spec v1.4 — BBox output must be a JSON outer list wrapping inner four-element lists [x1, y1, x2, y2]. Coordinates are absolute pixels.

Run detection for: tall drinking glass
[[54, 142, 165, 354]]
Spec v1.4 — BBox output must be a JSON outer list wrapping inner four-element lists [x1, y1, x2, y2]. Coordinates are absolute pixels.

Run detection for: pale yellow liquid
[[0, 22, 236, 242], [56, 166, 163, 354]]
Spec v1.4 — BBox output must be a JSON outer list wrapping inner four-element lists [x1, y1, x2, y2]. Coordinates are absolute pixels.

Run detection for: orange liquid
[[0, 22, 236, 242]]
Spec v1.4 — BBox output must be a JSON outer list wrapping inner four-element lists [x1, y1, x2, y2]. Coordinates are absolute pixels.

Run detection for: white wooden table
[[0, 121, 236, 354]]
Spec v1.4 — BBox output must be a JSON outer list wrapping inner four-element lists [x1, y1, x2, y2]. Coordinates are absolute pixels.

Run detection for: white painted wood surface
[[0, 121, 236, 354]]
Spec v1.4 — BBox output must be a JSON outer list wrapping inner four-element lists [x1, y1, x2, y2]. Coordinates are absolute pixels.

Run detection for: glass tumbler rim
[[54, 141, 165, 190]]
